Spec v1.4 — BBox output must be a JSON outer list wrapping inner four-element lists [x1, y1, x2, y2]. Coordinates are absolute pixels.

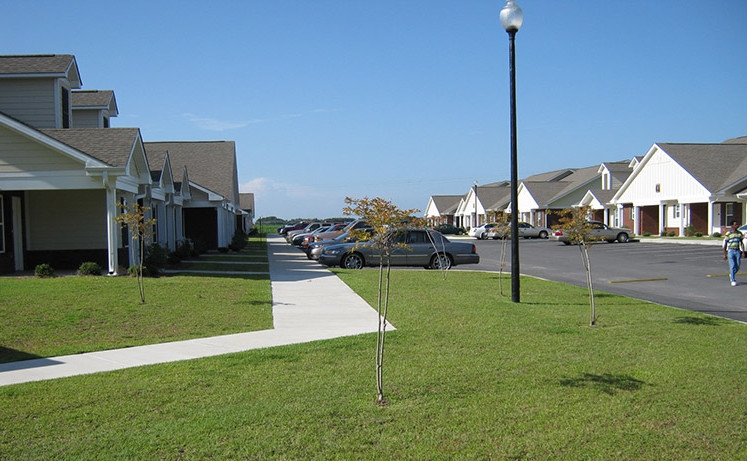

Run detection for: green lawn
[[1, 267, 746, 459], [0, 241, 272, 363]]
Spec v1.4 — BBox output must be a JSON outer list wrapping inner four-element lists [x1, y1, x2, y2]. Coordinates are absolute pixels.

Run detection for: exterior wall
[[690, 203, 708, 234], [71, 109, 100, 128], [26, 189, 107, 250], [0, 78, 57, 128], [0, 124, 81, 173], [640, 205, 659, 235], [617, 149, 710, 205], [620, 204, 634, 230]]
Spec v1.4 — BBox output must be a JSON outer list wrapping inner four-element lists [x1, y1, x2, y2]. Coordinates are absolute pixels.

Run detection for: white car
[[468, 223, 497, 240], [487, 222, 551, 239]]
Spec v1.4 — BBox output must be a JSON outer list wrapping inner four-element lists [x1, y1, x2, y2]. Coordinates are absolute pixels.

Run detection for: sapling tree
[[493, 213, 511, 296], [343, 196, 420, 406], [552, 205, 601, 326], [115, 202, 157, 304]]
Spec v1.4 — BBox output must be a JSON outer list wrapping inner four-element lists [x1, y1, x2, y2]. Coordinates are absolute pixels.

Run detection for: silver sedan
[[318, 228, 480, 270], [551, 221, 633, 244], [487, 222, 551, 239]]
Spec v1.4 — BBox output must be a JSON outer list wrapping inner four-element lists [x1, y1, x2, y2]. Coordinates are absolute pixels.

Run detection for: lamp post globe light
[[501, 0, 522, 303]]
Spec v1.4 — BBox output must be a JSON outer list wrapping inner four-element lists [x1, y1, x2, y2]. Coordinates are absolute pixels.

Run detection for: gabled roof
[[72, 90, 119, 117], [144, 141, 239, 204], [723, 136, 747, 144], [429, 195, 463, 215], [520, 181, 571, 207], [473, 184, 511, 210], [524, 168, 575, 182], [656, 143, 747, 193], [40, 128, 143, 168], [0, 54, 82, 88], [239, 193, 254, 212]]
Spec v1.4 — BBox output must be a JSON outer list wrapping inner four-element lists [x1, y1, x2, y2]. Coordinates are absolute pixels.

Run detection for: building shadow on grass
[[559, 372, 648, 395], [0, 347, 56, 365]]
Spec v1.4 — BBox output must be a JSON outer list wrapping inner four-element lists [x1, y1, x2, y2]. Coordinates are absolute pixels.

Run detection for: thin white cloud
[[183, 113, 266, 131], [183, 109, 337, 132]]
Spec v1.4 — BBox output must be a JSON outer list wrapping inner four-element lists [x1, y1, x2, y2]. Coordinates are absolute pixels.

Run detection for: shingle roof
[[72, 90, 118, 116], [144, 141, 238, 203], [430, 195, 463, 214], [239, 193, 254, 211], [0, 54, 81, 87], [657, 143, 747, 193], [40, 128, 140, 167], [476, 184, 511, 210]]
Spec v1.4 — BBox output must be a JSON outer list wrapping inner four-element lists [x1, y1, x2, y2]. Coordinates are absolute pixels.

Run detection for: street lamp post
[[500, 0, 523, 303]]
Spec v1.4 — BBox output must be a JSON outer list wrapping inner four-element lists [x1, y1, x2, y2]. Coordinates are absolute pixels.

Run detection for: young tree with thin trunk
[[553, 205, 601, 326], [115, 202, 157, 304], [343, 196, 420, 406]]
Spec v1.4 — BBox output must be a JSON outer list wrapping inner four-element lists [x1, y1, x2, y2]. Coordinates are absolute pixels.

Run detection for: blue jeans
[[727, 249, 742, 282]]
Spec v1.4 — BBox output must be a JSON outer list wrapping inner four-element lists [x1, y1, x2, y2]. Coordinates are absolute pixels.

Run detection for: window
[[673, 204, 680, 219], [61, 87, 70, 128], [725, 203, 735, 226], [0, 196, 5, 253]]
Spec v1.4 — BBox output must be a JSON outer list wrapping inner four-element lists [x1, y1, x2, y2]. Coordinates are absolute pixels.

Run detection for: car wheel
[[617, 233, 629, 243], [341, 253, 364, 269], [430, 253, 453, 270], [538, 230, 548, 239], [479, 232, 487, 240]]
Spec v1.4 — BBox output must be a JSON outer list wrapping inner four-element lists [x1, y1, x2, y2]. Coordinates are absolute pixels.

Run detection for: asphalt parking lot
[[453, 237, 747, 323]]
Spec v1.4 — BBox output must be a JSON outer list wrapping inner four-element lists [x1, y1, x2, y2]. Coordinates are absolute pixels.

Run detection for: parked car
[[318, 228, 480, 270], [307, 231, 356, 260], [551, 221, 633, 244], [487, 222, 551, 239], [278, 221, 309, 235], [468, 223, 497, 240], [291, 225, 333, 247], [286, 222, 329, 242], [434, 223, 466, 235], [308, 222, 353, 244]]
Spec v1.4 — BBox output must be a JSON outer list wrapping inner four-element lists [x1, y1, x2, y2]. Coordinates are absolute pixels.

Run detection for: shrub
[[229, 231, 249, 252], [77, 262, 102, 276], [127, 265, 154, 277], [193, 239, 208, 255], [143, 243, 169, 275], [34, 264, 54, 278], [218, 247, 229, 253], [642, 232, 651, 237], [713, 232, 722, 238], [174, 239, 193, 259], [684, 224, 697, 237], [695, 232, 703, 237], [667, 231, 676, 237]]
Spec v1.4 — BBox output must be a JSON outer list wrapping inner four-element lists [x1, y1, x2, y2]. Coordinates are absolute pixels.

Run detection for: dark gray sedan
[[318, 228, 480, 270]]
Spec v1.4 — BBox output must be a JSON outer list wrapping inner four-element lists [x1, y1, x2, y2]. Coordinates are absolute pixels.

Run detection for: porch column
[[708, 201, 715, 235], [678, 203, 686, 237], [104, 176, 119, 275], [659, 203, 666, 235], [634, 206, 641, 235]]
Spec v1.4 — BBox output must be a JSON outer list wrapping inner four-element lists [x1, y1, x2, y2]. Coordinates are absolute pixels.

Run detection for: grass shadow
[[559, 372, 647, 395], [673, 316, 725, 326]]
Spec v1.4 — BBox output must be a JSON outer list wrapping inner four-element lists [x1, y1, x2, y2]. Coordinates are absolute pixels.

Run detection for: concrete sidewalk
[[0, 236, 385, 387]]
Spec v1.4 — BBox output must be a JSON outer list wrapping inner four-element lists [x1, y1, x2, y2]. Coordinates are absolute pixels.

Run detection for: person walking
[[723, 220, 745, 286]]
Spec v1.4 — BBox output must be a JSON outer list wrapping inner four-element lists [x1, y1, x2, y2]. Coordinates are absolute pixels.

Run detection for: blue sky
[[2, 1, 746, 219]]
